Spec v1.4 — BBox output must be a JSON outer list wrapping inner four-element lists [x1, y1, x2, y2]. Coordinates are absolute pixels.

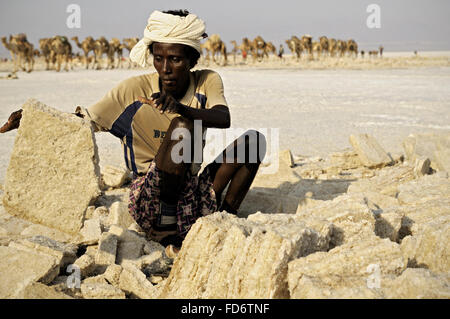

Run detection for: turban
[[129, 10, 207, 68]]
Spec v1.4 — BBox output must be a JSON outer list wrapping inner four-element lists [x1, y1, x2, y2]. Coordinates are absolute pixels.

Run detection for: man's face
[[152, 42, 191, 98]]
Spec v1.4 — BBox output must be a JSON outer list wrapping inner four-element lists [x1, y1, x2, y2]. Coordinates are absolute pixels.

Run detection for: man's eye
[[171, 57, 181, 62], [154, 56, 162, 62]]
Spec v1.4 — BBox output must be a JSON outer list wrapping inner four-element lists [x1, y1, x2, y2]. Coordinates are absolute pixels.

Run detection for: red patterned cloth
[[128, 161, 218, 241]]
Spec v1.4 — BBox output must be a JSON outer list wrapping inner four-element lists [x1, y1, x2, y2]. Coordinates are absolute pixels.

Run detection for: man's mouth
[[162, 79, 176, 85]]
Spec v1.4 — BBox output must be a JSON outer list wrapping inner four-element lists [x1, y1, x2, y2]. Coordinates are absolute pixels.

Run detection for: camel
[[39, 38, 54, 70], [50, 36, 72, 72], [285, 36, 303, 61], [71, 36, 95, 69], [93, 36, 112, 70], [72, 52, 83, 66], [230, 40, 239, 64], [347, 39, 358, 58], [328, 38, 337, 57], [336, 39, 347, 57], [312, 41, 322, 59], [250, 36, 267, 62], [3, 34, 34, 73], [200, 41, 209, 63], [122, 37, 139, 68], [1, 37, 17, 69], [369, 50, 379, 58], [109, 38, 124, 68], [301, 35, 313, 60], [319, 36, 329, 57], [263, 42, 276, 60], [201, 34, 227, 65], [240, 38, 253, 62]]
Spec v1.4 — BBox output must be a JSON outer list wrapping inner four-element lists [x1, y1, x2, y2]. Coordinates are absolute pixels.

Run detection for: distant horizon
[[1, 0, 449, 58]]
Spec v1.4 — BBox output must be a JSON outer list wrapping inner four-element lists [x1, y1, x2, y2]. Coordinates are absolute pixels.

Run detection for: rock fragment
[[287, 236, 406, 298], [95, 232, 118, 268], [81, 282, 126, 299], [11, 235, 78, 269], [79, 218, 102, 244], [107, 201, 136, 229], [383, 268, 450, 298], [73, 254, 96, 279], [2, 99, 101, 234], [349, 134, 393, 168], [159, 212, 333, 299], [15, 282, 73, 299], [119, 264, 157, 299], [0, 246, 60, 298], [403, 133, 450, 173], [101, 165, 131, 189]]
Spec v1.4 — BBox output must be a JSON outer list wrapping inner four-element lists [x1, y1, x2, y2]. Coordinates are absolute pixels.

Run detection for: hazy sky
[[1, 0, 449, 57]]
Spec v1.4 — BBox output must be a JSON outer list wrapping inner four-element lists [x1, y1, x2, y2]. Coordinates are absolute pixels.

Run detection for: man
[[278, 44, 284, 61], [1, 10, 266, 250]]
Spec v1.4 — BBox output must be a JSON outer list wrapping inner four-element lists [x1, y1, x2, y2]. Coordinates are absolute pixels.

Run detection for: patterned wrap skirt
[[128, 161, 218, 242]]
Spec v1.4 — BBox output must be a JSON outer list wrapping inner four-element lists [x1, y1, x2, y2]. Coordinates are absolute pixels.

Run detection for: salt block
[[101, 165, 130, 188], [107, 201, 136, 229], [15, 282, 73, 299], [2, 99, 101, 235], [349, 134, 393, 168], [0, 246, 60, 298], [383, 268, 450, 299], [81, 282, 126, 299], [95, 232, 118, 267], [159, 212, 332, 299], [403, 133, 450, 172], [119, 264, 157, 299], [287, 236, 406, 298]]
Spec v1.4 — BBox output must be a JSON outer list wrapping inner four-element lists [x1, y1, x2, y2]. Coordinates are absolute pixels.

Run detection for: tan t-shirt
[[79, 69, 227, 175]]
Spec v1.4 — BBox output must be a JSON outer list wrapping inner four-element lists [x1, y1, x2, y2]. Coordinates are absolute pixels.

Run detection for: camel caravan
[[1, 33, 384, 72], [191, 34, 383, 66], [1, 34, 142, 73]]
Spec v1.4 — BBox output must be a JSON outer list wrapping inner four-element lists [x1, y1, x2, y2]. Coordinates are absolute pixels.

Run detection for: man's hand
[[0, 109, 22, 133], [138, 93, 185, 115]]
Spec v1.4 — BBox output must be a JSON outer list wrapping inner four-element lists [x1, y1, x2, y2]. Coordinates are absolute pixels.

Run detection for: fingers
[[0, 118, 20, 133], [0, 109, 22, 133], [160, 97, 178, 114], [0, 123, 9, 133], [139, 94, 181, 114]]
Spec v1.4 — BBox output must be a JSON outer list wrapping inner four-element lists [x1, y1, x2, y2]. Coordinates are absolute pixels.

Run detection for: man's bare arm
[[1, 107, 86, 134], [138, 95, 230, 129]]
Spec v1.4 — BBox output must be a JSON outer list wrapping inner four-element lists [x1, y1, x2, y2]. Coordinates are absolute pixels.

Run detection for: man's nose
[[163, 59, 171, 73]]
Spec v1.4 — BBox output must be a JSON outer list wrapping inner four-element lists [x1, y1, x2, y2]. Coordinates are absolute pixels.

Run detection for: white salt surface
[[0, 67, 449, 184]]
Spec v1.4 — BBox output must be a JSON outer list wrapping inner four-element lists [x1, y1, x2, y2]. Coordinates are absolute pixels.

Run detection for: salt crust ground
[[1, 54, 449, 184]]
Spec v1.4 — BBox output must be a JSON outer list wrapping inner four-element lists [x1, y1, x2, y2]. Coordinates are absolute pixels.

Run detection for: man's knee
[[168, 116, 193, 133], [236, 129, 266, 164]]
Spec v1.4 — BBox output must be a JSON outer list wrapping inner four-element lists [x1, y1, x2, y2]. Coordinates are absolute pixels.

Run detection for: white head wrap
[[129, 10, 207, 68]]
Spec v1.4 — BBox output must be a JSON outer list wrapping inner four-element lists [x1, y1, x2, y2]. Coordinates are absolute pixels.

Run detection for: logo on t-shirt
[[153, 129, 167, 140]]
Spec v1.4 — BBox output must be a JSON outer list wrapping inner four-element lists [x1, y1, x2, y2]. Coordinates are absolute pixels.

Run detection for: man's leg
[[208, 130, 266, 215], [151, 116, 197, 248], [155, 116, 195, 205]]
